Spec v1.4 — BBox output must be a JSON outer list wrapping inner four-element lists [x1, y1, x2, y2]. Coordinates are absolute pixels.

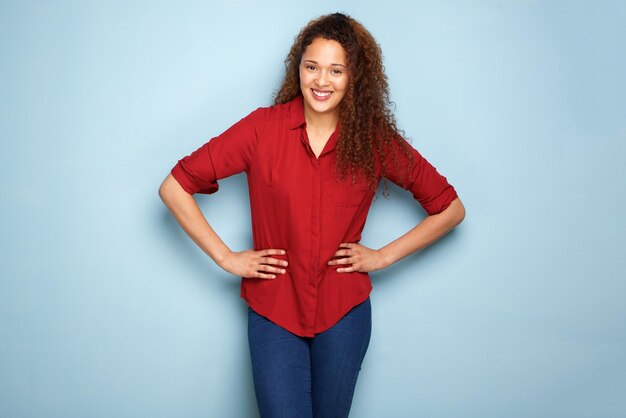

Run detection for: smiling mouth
[[312, 89, 333, 98]]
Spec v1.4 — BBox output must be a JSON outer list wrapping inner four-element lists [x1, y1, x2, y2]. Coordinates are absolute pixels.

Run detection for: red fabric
[[171, 96, 458, 337]]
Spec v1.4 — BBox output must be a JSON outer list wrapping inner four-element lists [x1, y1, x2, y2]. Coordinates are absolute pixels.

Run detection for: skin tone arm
[[328, 197, 466, 273], [158, 173, 288, 279]]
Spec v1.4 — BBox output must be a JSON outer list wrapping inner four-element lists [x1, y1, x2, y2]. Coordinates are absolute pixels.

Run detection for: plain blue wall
[[2, 1, 625, 417]]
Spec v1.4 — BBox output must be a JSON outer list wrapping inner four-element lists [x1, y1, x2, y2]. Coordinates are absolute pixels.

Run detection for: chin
[[305, 97, 340, 115]]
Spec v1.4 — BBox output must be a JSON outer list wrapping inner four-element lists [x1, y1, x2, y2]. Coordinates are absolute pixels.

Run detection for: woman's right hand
[[219, 249, 288, 279]]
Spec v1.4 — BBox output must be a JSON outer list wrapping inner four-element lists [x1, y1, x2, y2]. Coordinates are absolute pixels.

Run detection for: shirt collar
[[287, 95, 339, 158]]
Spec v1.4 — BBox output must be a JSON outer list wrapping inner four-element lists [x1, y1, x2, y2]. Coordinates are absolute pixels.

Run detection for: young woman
[[159, 12, 465, 418]]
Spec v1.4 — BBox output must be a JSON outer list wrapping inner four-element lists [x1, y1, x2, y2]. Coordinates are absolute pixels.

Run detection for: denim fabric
[[247, 298, 372, 418]]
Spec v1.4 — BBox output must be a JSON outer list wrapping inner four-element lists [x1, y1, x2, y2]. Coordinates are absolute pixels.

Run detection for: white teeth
[[312, 90, 332, 97]]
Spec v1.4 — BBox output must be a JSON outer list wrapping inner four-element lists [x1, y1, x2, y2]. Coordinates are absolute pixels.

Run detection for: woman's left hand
[[328, 242, 388, 273]]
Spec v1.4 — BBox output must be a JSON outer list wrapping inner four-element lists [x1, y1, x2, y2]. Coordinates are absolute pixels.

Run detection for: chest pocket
[[328, 176, 374, 207], [335, 187, 370, 207]]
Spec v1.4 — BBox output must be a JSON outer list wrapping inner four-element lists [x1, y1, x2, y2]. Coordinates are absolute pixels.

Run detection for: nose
[[315, 70, 330, 87]]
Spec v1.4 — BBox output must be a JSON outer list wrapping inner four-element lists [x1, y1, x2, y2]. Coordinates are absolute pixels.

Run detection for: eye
[[331, 69, 343, 75], [305, 64, 317, 71]]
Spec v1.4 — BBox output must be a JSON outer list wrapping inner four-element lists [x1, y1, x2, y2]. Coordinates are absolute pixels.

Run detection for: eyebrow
[[303, 59, 347, 68]]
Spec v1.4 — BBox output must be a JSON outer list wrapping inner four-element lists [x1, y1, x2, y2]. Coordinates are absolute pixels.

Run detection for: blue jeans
[[247, 298, 372, 418]]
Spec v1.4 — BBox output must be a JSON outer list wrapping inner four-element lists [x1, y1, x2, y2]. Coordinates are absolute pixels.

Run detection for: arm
[[158, 173, 288, 279], [329, 197, 465, 273]]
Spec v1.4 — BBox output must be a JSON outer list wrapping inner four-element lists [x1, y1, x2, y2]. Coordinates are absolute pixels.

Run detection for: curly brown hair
[[274, 12, 413, 196]]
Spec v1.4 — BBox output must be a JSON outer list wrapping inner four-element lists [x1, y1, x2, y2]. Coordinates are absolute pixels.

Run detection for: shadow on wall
[[157, 173, 251, 293], [367, 180, 465, 292]]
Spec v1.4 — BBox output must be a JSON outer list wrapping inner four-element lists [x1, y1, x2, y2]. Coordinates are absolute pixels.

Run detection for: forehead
[[301, 38, 347, 64]]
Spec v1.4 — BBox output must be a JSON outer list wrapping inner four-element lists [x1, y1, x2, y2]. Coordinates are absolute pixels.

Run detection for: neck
[[303, 104, 339, 133]]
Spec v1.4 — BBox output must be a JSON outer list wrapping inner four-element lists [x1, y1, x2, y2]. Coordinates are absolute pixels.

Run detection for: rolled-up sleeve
[[171, 109, 261, 195], [382, 137, 458, 215]]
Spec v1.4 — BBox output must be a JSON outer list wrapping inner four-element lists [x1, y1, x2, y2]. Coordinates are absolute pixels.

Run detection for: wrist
[[377, 247, 395, 269], [212, 246, 232, 267]]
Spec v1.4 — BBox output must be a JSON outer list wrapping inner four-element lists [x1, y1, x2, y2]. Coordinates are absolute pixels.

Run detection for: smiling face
[[299, 37, 349, 121]]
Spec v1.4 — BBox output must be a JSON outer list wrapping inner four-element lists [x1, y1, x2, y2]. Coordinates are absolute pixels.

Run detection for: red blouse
[[171, 96, 458, 337]]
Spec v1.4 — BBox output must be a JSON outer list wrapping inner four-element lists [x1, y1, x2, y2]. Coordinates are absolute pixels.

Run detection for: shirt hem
[[241, 285, 373, 338]]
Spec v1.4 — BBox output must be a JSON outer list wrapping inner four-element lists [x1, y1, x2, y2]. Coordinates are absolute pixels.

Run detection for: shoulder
[[244, 96, 303, 127], [375, 133, 418, 163]]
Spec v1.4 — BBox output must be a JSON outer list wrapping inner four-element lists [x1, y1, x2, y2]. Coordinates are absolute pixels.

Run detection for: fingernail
[[281, 250, 286, 254], [283, 261, 288, 266], [281, 269, 286, 274]]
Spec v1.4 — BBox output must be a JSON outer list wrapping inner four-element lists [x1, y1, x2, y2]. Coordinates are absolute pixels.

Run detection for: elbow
[[159, 173, 192, 207], [441, 197, 465, 227], [158, 180, 168, 204], [456, 203, 466, 226], [452, 198, 466, 226], [158, 174, 176, 206]]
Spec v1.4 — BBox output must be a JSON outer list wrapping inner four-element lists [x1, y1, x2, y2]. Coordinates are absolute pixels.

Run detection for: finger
[[332, 257, 353, 265], [259, 264, 286, 274], [337, 265, 355, 273], [333, 249, 350, 257], [339, 242, 356, 248], [254, 271, 277, 280], [260, 257, 289, 267], [261, 249, 286, 256]]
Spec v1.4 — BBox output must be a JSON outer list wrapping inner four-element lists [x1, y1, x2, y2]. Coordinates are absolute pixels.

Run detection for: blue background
[[2, 1, 625, 417]]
